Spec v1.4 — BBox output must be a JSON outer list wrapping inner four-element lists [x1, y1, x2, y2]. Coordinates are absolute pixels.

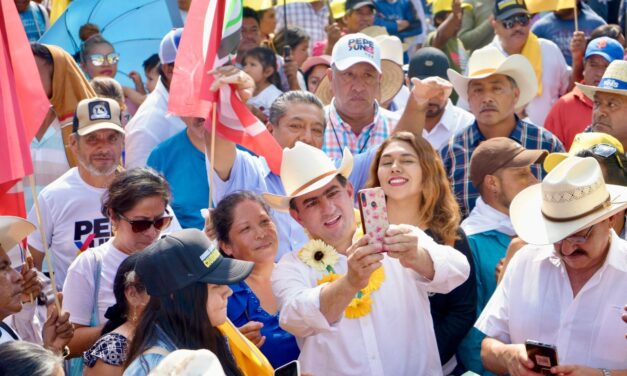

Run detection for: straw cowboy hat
[[0, 216, 36, 251], [576, 60, 627, 100], [447, 46, 538, 109], [314, 33, 404, 106], [262, 142, 353, 212], [510, 156, 627, 245], [544, 132, 624, 172]]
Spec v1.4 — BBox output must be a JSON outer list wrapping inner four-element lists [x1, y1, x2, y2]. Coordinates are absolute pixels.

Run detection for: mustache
[[511, 29, 526, 37], [559, 248, 587, 257], [480, 104, 498, 112]]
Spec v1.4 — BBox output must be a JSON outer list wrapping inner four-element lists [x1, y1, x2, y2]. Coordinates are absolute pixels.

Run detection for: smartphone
[[358, 187, 389, 246], [274, 360, 300, 376], [525, 340, 559, 375], [283, 45, 292, 59]]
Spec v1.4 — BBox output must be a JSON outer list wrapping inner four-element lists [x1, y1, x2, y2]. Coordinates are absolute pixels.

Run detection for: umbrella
[[39, 0, 183, 87]]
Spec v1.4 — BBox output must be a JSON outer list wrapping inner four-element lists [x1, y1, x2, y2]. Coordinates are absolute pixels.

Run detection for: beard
[[426, 103, 445, 118], [77, 154, 118, 177]]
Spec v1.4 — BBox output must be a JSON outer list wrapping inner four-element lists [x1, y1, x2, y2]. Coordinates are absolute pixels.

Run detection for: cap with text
[[332, 33, 381, 73], [73, 97, 125, 136], [493, 0, 528, 20]]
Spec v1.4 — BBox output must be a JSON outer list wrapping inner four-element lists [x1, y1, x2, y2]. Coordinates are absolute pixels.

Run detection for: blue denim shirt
[[123, 325, 177, 376]]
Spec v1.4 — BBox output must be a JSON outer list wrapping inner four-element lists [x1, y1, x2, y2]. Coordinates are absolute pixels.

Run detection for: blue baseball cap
[[584, 37, 624, 63]]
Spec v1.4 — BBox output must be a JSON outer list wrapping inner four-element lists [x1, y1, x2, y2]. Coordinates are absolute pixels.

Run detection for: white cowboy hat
[[0, 216, 36, 251], [375, 35, 403, 66], [510, 156, 627, 245], [447, 46, 538, 109], [149, 349, 226, 376], [576, 60, 627, 100], [262, 142, 353, 212]]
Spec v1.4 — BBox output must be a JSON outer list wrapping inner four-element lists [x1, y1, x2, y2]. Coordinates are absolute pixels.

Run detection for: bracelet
[[62, 345, 70, 359], [601, 369, 611, 376]]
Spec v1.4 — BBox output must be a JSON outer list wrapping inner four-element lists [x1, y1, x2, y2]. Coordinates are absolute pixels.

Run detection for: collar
[[329, 99, 381, 135], [461, 197, 516, 236], [436, 100, 457, 131], [155, 78, 170, 102], [572, 85, 594, 107]]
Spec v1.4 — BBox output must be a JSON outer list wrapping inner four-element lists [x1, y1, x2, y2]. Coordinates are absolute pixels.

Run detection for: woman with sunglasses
[[62, 168, 177, 363]]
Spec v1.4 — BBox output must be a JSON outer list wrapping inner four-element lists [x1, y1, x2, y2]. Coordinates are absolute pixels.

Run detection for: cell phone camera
[[371, 201, 377, 208]]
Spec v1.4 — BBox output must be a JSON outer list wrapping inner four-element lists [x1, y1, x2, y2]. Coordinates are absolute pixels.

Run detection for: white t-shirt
[[247, 84, 283, 116], [28, 168, 109, 288], [63, 240, 128, 326]]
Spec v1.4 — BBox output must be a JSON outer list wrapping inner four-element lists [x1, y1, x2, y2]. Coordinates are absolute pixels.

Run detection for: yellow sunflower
[[361, 267, 385, 295], [298, 239, 339, 272], [345, 294, 373, 319], [317, 272, 341, 285]]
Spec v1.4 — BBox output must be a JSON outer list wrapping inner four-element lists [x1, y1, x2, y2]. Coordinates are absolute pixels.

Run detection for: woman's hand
[[239, 321, 266, 348], [201, 208, 216, 240], [209, 66, 255, 103], [383, 225, 435, 279]]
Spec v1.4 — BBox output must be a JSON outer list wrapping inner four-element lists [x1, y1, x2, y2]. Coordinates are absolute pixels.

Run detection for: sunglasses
[[501, 14, 530, 29], [89, 52, 120, 66], [118, 213, 172, 233], [556, 224, 596, 251], [590, 143, 624, 169]]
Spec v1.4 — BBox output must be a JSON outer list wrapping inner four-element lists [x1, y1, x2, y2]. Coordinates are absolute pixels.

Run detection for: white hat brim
[[575, 82, 627, 101], [262, 151, 354, 212], [0, 216, 36, 251], [511, 183, 627, 245], [447, 54, 538, 110]]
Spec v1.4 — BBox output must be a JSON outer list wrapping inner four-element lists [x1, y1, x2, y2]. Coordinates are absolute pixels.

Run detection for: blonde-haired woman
[[367, 131, 477, 374]]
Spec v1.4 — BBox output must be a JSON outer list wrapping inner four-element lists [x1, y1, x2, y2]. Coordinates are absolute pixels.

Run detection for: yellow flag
[[525, 0, 575, 13], [244, 0, 273, 11], [49, 0, 71, 25], [217, 320, 274, 376]]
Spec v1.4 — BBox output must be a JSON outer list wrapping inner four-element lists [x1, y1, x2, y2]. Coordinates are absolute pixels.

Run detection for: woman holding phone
[[367, 131, 477, 374]]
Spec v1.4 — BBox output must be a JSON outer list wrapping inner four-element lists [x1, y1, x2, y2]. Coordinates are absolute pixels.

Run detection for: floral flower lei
[[298, 239, 385, 319]]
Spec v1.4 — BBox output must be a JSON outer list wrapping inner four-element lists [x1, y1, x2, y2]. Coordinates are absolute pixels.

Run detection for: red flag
[[0, 1, 50, 216], [169, 0, 283, 174]]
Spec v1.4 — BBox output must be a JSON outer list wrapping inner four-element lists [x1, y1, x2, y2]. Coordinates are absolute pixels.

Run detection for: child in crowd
[[242, 47, 283, 119]]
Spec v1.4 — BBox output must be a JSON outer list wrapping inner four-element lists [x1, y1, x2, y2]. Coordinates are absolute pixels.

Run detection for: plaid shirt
[[440, 117, 565, 218], [322, 100, 398, 159], [275, 2, 329, 48]]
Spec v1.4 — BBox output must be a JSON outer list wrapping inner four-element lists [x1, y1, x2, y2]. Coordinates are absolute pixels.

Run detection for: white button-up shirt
[[476, 231, 627, 370], [272, 228, 470, 376], [422, 100, 475, 152]]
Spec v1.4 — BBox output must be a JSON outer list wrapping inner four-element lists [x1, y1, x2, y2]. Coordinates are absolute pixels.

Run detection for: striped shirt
[[322, 100, 399, 159], [440, 117, 565, 218]]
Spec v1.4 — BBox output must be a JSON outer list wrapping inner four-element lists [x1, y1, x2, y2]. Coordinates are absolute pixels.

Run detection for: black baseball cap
[[345, 0, 375, 12], [408, 47, 450, 80], [136, 229, 254, 297], [493, 0, 528, 21]]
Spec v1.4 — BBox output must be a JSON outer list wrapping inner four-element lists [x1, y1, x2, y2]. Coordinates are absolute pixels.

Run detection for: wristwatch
[[601, 369, 611, 376]]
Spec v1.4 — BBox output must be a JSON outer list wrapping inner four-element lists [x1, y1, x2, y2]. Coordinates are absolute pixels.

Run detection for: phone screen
[[274, 360, 299, 376]]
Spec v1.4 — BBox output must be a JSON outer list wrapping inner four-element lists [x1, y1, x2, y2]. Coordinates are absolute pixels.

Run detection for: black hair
[[288, 174, 347, 211], [0, 341, 62, 376], [79, 34, 115, 64], [576, 149, 627, 186], [142, 53, 160, 72], [101, 168, 172, 219], [101, 253, 145, 335], [268, 90, 325, 126], [124, 283, 243, 376], [241, 47, 282, 88], [31, 42, 53, 66], [212, 191, 271, 245], [243, 6, 260, 24], [271, 26, 310, 53]]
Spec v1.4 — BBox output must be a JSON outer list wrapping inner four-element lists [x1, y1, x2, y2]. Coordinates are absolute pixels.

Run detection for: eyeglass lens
[[502, 14, 530, 29]]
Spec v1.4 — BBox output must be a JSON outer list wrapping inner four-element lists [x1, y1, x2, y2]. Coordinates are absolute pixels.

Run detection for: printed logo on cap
[[597, 39, 608, 49], [348, 38, 375, 56], [200, 247, 220, 268], [88, 101, 112, 121]]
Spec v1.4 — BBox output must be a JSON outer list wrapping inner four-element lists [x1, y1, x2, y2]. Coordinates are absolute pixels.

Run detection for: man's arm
[[394, 77, 453, 137], [458, 12, 493, 52]]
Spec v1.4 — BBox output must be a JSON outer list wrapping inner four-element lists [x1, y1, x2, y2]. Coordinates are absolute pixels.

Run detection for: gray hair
[[0, 341, 63, 376], [268, 90, 325, 126]]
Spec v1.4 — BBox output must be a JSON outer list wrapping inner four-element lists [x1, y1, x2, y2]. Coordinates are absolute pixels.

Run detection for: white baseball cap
[[331, 33, 381, 73], [159, 28, 183, 64]]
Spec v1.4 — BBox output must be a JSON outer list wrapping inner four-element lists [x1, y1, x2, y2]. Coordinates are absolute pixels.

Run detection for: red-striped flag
[[168, 0, 283, 174], [0, 1, 50, 217]]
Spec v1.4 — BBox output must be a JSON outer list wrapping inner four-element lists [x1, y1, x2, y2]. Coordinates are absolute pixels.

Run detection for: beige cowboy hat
[[576, 60, 627, 100], [447, 46, 538, 109], [510, 156, 627, 245], [0, 216, 36, 251], [262, 142, 353, 212], [314, 33, 404, 106]]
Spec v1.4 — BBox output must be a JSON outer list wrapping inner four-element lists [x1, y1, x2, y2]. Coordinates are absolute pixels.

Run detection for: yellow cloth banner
[[217, 319, 274, 376], [50, 0, 71, 25], [525, 0, 575, 13], [244, 0, 273, 11], [521, 32, 543, 96]]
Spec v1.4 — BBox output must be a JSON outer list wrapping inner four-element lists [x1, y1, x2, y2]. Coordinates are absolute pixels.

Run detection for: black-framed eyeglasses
[[89, 52, 120, 67], [501, 14, 530, 29], [118, 213, 172, 233], [555, 224, 596, 251], [590, 143, 624, 169]]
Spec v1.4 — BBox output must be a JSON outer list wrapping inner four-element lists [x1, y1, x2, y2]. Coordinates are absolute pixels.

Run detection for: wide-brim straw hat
[[314, 59, 404, 105], [447, 46, 538, 109], [576, 60, 627, 99], [262, 142, 353, 212], [511, 156, 627, 245], [0, 216, 36, 251]]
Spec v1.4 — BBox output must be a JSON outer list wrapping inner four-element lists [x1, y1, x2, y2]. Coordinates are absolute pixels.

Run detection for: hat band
[[598, 77, 627, 90], [541, 195, 611, 222], [291, 170, 339, 196], [469, 68, 497, 78]]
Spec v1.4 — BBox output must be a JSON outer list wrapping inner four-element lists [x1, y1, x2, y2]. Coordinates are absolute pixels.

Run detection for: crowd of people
[[3, 0, 627, 375]]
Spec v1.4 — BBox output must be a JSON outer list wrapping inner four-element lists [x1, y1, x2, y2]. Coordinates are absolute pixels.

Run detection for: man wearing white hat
[[476, 157, 627, 375], [269, 142, 470, 375], [440, 47, 564, 217], [578, 60, 627, 152], [315, 33, 404, 159]]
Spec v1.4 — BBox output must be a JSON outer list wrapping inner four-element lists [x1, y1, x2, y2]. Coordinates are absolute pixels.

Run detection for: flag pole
[[573, 1, 579, 32], [208, 103, 218, 209], [27, 175, 61, 313]]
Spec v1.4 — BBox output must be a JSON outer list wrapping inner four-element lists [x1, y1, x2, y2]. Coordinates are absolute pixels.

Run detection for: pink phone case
[[358, 187, 389, 244]]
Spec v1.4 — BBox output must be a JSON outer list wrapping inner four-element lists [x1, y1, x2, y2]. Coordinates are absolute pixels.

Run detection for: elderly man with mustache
[[440, 47, 564, 217]]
